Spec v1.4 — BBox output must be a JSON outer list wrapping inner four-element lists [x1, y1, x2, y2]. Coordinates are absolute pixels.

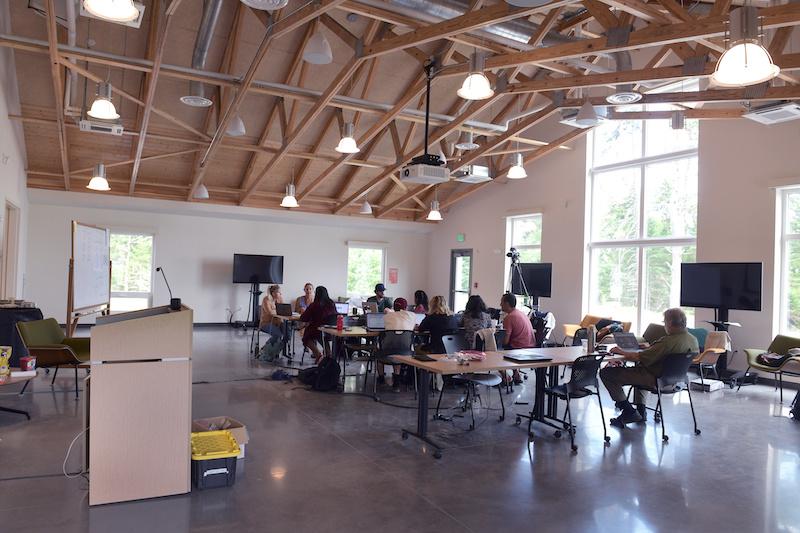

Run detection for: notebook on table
[[613, 332, 642, 352], [276, 303, 293, 317], [502, 349, 553, 363], [366, 312, 385, 331]]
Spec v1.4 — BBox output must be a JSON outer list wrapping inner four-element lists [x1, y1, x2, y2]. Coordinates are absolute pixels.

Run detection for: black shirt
[[418, 314, 459, 354]]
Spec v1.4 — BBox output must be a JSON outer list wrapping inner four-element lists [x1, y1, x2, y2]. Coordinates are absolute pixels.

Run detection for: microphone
[[156, 267, 182, 311]]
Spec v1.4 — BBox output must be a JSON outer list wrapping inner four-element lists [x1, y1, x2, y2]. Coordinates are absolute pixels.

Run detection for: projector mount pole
[[424, 59, 434, 157]]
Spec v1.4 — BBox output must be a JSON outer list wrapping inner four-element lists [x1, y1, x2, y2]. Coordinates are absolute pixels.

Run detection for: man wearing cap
[[367, 283, 393, 312]]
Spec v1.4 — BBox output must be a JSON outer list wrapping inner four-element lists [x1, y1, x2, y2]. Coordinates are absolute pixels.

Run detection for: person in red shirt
[[299, 286, 338, 364], [500, 293, 535, 385]]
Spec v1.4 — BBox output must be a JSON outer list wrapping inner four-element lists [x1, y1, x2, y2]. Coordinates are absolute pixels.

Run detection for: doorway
[[449, 249, 472, 313], [0, 201, 20, 299]]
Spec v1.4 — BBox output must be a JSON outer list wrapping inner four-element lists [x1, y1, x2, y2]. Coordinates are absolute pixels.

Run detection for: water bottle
[[336, 315, 344, 331], [587, 325, 596, 354]]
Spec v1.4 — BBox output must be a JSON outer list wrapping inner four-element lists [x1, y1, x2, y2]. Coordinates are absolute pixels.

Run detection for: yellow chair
[[562, 315, 632, 344]]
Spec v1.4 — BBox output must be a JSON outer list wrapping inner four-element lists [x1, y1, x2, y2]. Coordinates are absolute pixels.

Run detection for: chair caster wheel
[[662, 435, 669, 442], [563, 422, 570, 430], [554, 430, 562, 439], [528, 432, 535, 440], [433, 450, 442, 459], [401, 431, 408, 440], [695, 429, 701, 435], [515, 417, 521, 426], [604, 436, 611, 443], [571, 446, 578, 454], [498, 415, 505, 422]]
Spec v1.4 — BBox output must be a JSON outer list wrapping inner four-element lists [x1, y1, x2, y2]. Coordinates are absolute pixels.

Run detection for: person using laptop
[[500, 293, 534, 385], [299, 286, 338, 364], [379, 297, 416, 390], [259, 285, 284, 339], [413, 290, 429, 314], [601, 308, 699, 427], [461, 295, 491, 349], [367, 283, 393, 313], [417, 296, 458, 355], [294, 282, 314, 314]]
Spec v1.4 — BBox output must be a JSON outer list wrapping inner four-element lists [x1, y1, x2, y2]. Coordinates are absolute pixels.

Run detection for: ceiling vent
[[79, 118, 124, 136], [743, 102, 800, 125], [79, 1, 146, 28], [453, 165, 491, 184]]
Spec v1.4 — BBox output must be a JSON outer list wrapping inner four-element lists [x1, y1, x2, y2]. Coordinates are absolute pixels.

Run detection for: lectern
[[88, 305, 193, 506]]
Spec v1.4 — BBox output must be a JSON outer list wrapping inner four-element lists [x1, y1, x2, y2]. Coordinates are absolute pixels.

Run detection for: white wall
[[26, 190, 430, 324], [427, 136, 588, 327], [0, 0, 29, 298], [428, 118, 800, 374]]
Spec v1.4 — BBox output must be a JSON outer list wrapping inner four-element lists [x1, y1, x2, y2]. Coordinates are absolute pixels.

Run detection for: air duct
[[606, 51, 642, 104], [181, 0, 224, 107]]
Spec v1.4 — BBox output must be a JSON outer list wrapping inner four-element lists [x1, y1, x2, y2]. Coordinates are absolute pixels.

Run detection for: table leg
[[400, 369, 442, 458], [0, 406, 30, 420]]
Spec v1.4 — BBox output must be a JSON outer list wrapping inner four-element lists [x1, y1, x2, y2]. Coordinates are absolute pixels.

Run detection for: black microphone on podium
[[156, 267, 182, 311]]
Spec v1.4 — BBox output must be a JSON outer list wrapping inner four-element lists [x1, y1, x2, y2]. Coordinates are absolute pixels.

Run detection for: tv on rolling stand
[[233, 254, 284, 336], [510, 263, 552, 307]]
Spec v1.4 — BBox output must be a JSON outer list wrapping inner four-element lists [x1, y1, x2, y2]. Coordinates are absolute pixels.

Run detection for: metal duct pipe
[[181, 0, 224, 107]]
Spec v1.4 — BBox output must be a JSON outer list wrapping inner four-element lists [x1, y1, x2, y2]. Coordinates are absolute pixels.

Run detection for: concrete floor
[[0, 326, 798, 533]]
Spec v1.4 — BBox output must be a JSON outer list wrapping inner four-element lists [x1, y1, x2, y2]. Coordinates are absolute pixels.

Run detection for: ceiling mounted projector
[[240, 0, 289, 10]]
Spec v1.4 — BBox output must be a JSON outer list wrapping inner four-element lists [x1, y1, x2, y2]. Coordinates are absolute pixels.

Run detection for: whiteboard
[[71, 221, 111, 311]]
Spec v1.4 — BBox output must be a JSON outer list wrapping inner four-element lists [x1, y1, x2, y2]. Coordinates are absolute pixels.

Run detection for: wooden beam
[[709, 0, 734, 18], [44, 0, 70, 190], [240, 56, 364, 203], [320, 13, 358, 49], [376, 184, 434, 219], [769, 26, 794, 57], [598, 0, 672, 23], [190, 0, 347, 199], [130, 3, 174, 195], [569, 83, 800, 106], [360, 1, 573, 58], [657, 0, 695, 22], [582, 0, 619, 30]]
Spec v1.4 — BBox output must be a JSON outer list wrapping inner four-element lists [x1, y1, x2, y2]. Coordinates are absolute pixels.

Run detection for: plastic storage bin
[[190, 430, 240, 490]]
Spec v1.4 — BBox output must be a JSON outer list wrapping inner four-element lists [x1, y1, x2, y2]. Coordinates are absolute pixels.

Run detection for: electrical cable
[[63, 427, 88, 479]]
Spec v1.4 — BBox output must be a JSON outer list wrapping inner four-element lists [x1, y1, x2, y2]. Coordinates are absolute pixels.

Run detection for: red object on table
[[336, 315, 344, 331], [19, 356, 36, 371]]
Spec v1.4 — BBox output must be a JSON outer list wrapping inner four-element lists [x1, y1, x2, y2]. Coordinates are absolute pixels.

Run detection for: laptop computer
[[414, 313, 426, 326], [613, 332, 642, 351], [362, 302, 378, 313], [276, 303, 293, 317], [502, 349, 553, 363], [335, 302, 349, 315], [365, 312, 385, 331]]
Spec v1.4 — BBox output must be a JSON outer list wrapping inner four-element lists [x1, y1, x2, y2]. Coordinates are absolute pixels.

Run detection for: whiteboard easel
[[66, 221, 111, 336]]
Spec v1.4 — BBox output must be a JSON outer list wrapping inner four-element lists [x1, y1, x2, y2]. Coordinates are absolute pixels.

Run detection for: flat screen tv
[[233, 254, 284, 284], [680, 262, 762, 313], [511, 263, 552, 298]]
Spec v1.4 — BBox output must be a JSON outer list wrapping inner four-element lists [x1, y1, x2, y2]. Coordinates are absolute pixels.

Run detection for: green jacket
[[367, 296, 393, 312], [638, 330, 699, 377]]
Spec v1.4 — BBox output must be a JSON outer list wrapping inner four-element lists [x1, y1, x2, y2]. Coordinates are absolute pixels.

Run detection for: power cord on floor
[[63, 427, 88, 479]]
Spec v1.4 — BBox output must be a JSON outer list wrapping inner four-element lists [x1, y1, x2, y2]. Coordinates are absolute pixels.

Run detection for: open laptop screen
[[366, 312, 385, 330]]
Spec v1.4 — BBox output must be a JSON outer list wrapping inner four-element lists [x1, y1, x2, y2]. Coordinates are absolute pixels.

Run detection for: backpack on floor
[[297, 366, 318, 386], [258, 336, 284, 363], [312, 357, 340, 392]]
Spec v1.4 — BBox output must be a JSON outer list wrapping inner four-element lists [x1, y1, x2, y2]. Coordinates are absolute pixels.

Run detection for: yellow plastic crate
[[191, 430, 240, 461]]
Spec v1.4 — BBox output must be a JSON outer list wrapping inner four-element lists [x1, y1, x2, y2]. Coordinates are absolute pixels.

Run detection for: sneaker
[[610, 409, 643, 428]]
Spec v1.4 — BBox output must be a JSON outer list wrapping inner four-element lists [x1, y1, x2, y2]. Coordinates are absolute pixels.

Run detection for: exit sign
[[456, 233, 465, 242]]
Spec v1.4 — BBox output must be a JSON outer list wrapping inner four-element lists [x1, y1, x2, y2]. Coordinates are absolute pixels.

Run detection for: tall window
[[587, 115, 698, 331], [507, 214, 542, 263], [778, 188, 800, 336], [347, 242, 386, 298], [110, 232, 154, 312]]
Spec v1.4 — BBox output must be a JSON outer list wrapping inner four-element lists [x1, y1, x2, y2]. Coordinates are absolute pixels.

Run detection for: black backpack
[[297, 366, 318, 386], [298, 357, 341, 392]]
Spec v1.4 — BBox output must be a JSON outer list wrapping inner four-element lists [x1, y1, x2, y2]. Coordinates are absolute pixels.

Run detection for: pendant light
[[226, 114, 246, 137], [335, 122, 360, 153], [192, 183, 210, 199], [240, 0, 289, 10], [83, 0, 140, 23], [303, 25, 333, 65], [280, 183, 298, 208], [575, 100, 600, 127], [507, 153, 528, 179], [359, 199, 373, 215], [455, 131, 479, 151], [87, 163, 111, 191], [426, 188, 443, 221], [88, 82, 120, 120], [457, 52, 494, 100], [711, 6, 780, 88]]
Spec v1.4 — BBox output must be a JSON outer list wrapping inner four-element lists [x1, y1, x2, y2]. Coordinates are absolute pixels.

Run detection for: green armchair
[[16, 318, 90, 399], [741, 334, 800, 402]]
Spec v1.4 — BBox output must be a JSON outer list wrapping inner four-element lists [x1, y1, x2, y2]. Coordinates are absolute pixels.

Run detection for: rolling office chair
[[541, 353, 608, 453], [371, 330, 415, 398], [632, 352, 701, 442], [436, 334, 504, 430]]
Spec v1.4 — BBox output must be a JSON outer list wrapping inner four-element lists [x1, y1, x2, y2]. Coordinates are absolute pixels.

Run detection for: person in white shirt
[[380, 297, 415, 391]]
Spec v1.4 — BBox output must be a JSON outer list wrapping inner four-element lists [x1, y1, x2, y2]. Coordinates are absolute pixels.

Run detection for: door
[[0, 202, 20, 299], [450, 249, 472, 313]]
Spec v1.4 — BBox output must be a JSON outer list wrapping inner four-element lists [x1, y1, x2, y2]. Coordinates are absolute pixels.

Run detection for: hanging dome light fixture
[[335, 122, 360, 153], [83, 0, 140, 23], [303, 25, 333, 65], [711, 6, 780, 88], [457, 52, 494, 100], [88, 82, 120, 120], [359, 199, 373, 215], [507, 153, 528, 179], [87, 163, 111, 191]]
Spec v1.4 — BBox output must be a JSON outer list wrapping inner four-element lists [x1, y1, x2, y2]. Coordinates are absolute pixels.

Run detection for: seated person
[[413, 290, 429, 314], [259, 285, 284, 339], [367, 283, 393, 312], [461, 295, 491, 349], [601, 308, 699, 427], [417, 295, 458, 354], [380, 297, 416, 390], [500, 293, 535, 385], [294, 282, 314, 314], [299, 286, 338, 365]]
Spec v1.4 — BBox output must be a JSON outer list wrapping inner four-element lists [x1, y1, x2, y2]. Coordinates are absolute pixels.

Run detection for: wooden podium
[[88, 305, 193, 506]]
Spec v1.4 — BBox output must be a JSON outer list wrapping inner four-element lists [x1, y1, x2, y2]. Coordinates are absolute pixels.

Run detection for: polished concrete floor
[[1, 326, 798, 532]]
